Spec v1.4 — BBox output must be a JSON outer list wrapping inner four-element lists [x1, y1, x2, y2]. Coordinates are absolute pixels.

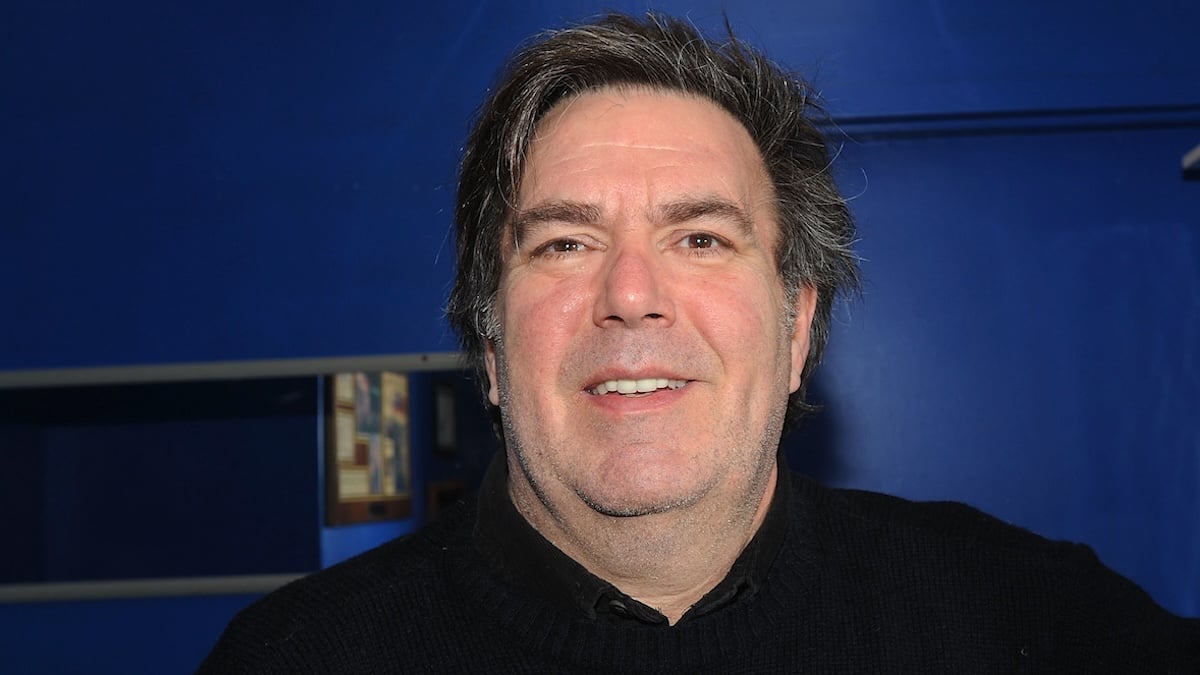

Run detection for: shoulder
[[198, 499, 477, 673], [811, 477, 1072, 554], [786, 470, 1102, 564], [788, 473, 1200, 669]]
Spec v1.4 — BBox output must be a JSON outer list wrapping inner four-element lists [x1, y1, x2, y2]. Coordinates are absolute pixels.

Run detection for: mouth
[[587, 378, 688, 396]]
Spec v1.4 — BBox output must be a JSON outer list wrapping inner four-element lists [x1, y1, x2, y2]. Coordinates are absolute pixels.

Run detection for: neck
[[508, 462, 778, 624]]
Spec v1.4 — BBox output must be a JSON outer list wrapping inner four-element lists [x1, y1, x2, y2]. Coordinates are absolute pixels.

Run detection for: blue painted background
[[789, 125, 1200, 617], [0, 379, 322, 582], [1, 1, 1197, 672], [4, 1, 1196, 370]]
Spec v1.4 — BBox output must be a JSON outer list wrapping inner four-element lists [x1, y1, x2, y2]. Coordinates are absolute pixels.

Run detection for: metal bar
[[0, 573, 304, 603], [821, 103, 1200, 141], [0, 352, 464, 389]]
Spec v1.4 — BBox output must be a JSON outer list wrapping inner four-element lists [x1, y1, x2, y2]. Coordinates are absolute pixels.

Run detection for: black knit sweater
[[199, 473, 1199, 673]]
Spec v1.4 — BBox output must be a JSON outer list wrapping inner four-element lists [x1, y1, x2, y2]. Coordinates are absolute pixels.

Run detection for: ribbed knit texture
[[198, 474, 1200, 673]]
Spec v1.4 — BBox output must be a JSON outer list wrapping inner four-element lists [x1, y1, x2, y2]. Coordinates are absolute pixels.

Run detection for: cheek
[[691, 274, 786, 347], [501, 279, 592, 373]]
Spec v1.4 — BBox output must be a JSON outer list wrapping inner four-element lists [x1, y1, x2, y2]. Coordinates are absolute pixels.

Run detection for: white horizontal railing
[[0, 573, 305, 603], [0, 352, 464, 389]]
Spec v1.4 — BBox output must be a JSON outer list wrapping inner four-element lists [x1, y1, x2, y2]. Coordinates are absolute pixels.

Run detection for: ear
[[788, 285, 818, 394], [484, 339, 501, 406]]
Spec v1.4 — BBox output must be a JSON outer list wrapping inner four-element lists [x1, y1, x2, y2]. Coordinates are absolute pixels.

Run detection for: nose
[[593, 244, 674, 328]]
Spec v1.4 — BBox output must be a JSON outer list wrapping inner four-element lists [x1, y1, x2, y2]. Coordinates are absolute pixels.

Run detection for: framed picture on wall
[[325, 371, 413, 525]]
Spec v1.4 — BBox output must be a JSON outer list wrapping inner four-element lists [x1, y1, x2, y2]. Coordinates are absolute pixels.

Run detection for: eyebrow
[[510, 200, 602, 250], [654, 197, 756, 239], [509, 196, 758, 250]]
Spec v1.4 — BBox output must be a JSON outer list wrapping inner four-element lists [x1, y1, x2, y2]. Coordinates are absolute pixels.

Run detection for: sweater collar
[[473, 452, 792, 626]]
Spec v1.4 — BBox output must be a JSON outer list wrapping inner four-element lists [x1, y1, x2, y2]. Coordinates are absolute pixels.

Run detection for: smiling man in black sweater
[[200, 12, 1199, 673]]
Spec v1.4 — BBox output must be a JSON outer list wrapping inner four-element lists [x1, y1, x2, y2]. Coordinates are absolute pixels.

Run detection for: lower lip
[[583, 384, 689, 414]]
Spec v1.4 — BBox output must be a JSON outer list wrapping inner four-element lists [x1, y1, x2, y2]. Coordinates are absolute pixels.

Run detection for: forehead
[[516, 87, 774, 213]]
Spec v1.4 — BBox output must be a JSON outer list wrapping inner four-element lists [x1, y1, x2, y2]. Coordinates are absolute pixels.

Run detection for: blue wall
[[1, 1, 1197, 672], [0, 372, 498, 674], [788, 124, 1200, 617], [6, 1, 1195, 371], [0, 379, 323, 584], [0, 594, 260, 675]]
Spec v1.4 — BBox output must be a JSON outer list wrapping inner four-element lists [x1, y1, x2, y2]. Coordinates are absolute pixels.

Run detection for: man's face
[[486, 88, 815, 521]]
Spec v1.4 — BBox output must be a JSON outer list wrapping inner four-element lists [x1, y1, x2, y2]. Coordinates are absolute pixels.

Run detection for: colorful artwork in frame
[[326, 371, 413, 525]]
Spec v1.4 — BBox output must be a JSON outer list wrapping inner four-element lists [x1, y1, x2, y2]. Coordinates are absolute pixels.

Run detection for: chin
[[577, 482, 704, 518]]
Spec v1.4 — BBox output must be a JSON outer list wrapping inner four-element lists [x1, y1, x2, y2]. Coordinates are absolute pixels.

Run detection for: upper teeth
[[591, 378, 687, 395]]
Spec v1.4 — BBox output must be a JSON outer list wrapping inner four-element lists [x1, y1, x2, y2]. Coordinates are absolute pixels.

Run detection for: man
[[201, 12, 1199, 673]]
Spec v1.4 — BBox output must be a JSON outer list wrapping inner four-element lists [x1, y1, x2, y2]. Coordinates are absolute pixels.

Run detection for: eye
[[550, 240, 583, 253], [684, 233, 718, 249], [678, 232, 730, 257], [531, 238, 587, 259]]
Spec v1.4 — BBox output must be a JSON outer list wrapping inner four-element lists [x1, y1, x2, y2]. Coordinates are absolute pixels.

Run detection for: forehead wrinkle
[[576, 140, 695, 153]]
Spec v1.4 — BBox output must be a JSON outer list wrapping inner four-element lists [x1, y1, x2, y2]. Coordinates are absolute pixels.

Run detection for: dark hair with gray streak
[[447, 11, 859, 429]]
